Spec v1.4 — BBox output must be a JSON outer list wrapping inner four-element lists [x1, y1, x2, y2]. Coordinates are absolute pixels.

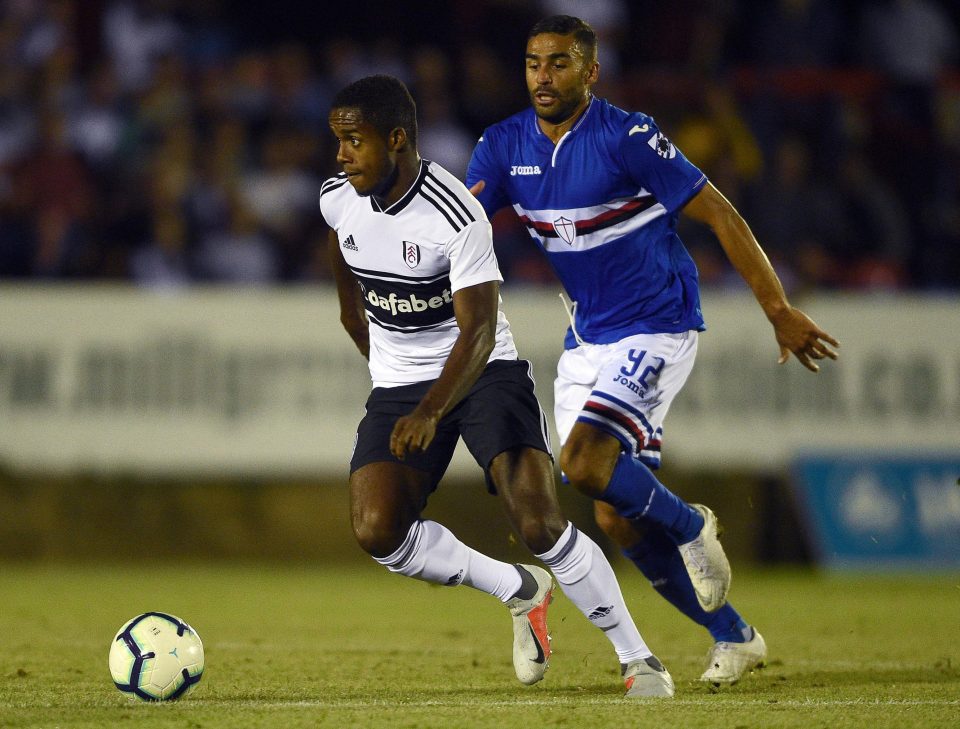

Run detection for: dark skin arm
[[329, 225, 498, 457], [390, 280, 498, 459], [683, 182, 840, 372], [327, 229, 369, 358]]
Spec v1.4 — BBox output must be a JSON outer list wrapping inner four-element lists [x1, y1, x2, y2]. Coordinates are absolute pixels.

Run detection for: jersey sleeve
[[618, 115, 707, 214], [318, 178, 342, 230], [444, 220, 503, 293], [466, 130, 511, 219]]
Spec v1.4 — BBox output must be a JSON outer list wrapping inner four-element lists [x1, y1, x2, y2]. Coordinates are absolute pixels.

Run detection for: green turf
[[1, 562, 958, 728]]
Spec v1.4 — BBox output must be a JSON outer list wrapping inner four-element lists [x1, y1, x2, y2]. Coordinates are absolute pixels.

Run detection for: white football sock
[[374, 519, 522, 602], [538, 521, 651, 663]]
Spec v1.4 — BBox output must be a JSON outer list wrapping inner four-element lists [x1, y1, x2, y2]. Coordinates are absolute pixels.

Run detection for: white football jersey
[[320, 159, 518, 388]]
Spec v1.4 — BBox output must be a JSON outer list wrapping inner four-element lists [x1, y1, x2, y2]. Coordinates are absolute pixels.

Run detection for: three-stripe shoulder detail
[[420, 172, 476, 232], [320, 174, 349, 197]]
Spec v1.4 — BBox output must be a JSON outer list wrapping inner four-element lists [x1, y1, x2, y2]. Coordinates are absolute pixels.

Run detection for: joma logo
[[510, 165, 542, 176]]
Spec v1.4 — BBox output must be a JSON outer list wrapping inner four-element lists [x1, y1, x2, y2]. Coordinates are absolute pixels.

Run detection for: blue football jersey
[[467, 96, 708, 349]]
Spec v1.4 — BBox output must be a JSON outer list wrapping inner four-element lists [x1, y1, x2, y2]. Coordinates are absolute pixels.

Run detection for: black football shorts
[[350, 358, 552, 492]]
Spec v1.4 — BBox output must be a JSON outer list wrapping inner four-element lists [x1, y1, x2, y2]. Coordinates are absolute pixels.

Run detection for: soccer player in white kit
[[321, 74, 674, 696]]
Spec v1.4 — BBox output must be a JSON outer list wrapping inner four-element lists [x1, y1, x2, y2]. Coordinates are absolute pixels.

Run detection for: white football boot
[[677, 504, 732, 612], [505, 564, 554, 685], [699, 628, 767, 685], [621, 655, 675, 698]]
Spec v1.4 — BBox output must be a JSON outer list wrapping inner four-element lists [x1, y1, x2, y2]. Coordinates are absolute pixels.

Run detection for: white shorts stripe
[[523, 359, 554, 457]]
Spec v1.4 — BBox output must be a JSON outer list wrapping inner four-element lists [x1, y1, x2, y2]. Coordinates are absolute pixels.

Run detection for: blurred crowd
[[0, 0, 957, 291]]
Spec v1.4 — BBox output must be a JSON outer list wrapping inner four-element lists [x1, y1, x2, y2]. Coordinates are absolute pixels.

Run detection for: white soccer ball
[[108, 612, 204, 701]]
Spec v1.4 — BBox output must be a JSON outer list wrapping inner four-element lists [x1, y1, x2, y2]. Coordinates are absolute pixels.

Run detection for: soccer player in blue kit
[[467, 16, 839, 685]]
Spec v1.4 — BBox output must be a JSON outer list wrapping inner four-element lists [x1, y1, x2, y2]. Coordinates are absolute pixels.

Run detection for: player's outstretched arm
[[683, 182, 840, 372], [390, 281, 498, 459], [327, 229, 370, 359]]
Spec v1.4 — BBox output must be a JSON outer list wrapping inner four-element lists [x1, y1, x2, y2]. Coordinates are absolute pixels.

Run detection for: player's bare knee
[[559, 446, 608, 496], [351, 510, 406, 558], [514, 513, 566, 554]]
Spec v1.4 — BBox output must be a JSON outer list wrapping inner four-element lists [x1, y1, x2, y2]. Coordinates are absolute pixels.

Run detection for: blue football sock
[[623, 525, 749, 643], [599, 453, 703, 543]]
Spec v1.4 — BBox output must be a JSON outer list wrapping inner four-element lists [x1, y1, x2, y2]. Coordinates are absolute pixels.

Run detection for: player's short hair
[[528, 15, 597, 63], [331, 75, 418, 147]]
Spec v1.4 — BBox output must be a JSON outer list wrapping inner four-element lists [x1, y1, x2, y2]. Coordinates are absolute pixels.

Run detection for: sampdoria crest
[[553, 216, 577, 245]]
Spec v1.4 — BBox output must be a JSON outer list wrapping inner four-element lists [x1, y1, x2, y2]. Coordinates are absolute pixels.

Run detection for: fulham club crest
[[403, 240, 421, 269], [553, 216, 577, 245]]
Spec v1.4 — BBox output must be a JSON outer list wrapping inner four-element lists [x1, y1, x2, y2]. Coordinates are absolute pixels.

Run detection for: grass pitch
[[1, 562, 958, 728]]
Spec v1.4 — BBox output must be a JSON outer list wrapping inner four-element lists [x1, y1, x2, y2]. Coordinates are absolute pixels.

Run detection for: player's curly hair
[[529, 15, 597, 63], [331, 75, 418, 147]]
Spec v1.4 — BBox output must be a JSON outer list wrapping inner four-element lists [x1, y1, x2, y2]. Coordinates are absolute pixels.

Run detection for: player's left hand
[[770, 306, 840, 372], [390, 411, 439, 459], [468, 180, 485, 197]]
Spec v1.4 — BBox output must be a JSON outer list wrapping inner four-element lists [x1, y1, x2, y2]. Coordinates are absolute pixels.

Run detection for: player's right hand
[[468, 180, 485, 197], [390, 412, 438, 459]]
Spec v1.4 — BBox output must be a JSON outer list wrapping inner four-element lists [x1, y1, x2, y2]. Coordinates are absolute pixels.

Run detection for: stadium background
[[0, 0, 958, 572]]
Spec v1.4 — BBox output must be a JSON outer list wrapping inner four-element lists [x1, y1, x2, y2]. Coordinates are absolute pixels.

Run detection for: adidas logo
[[342, 234, 358, 251], [444, 569, 464, 586], [587, 605, 613, 621]]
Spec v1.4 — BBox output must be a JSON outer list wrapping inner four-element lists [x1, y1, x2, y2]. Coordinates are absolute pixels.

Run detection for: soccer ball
[[109, 612, 204, 701]]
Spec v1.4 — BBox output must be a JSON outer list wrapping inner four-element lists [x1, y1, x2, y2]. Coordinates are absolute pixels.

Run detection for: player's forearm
[[339, 310, 370, 359], [685, 183, 791, 320], [334, 275, 370, 358], [414, 325, 494, 422], [328, 232, 370, 357], [713, 210, 790, 321]]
